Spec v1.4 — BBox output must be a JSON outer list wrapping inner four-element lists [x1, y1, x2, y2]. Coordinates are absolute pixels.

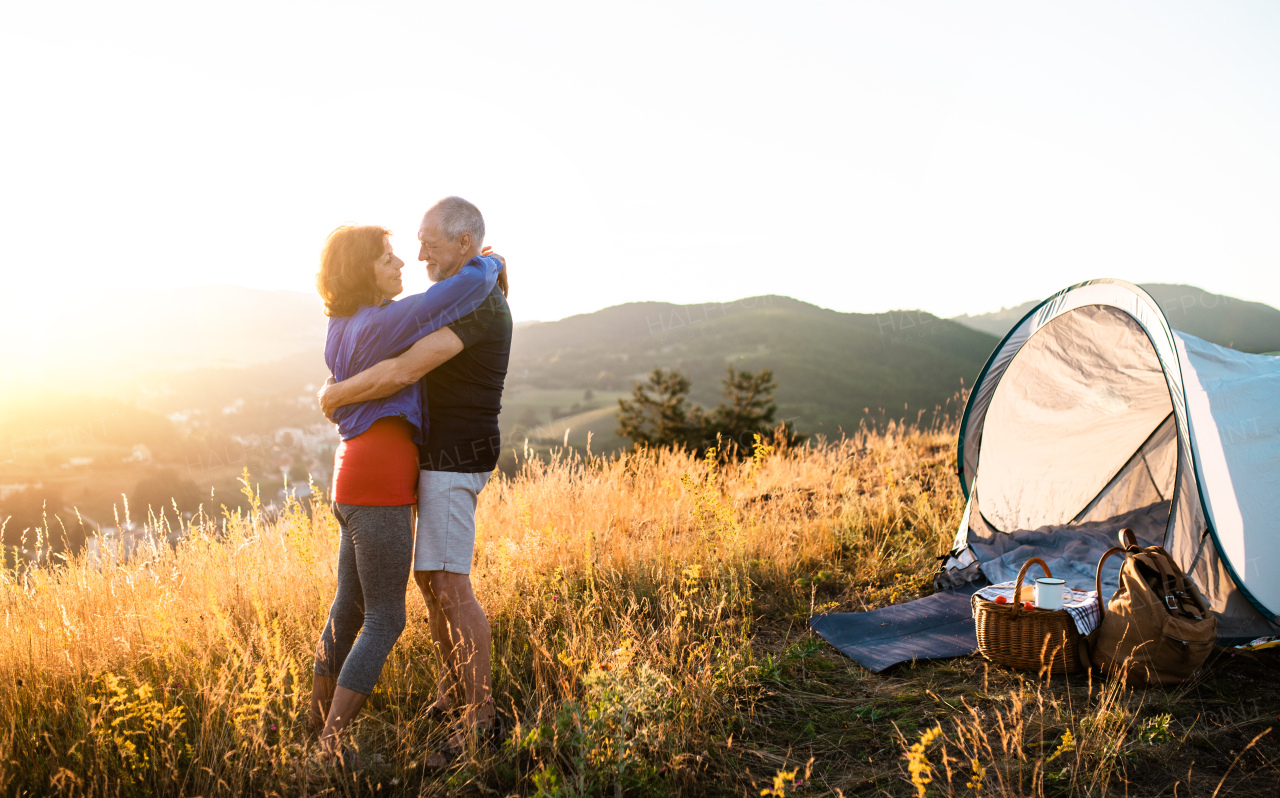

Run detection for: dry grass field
[[2, 422, 1278, 796]]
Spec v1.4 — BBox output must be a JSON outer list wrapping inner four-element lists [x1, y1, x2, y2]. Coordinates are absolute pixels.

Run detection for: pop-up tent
[[939, 279, 1280, 641]]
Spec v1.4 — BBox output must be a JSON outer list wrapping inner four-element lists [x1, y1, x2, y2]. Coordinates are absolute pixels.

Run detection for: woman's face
[[371, 237, 405, 300]]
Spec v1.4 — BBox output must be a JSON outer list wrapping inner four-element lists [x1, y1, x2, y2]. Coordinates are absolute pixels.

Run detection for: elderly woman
[[310, 224, 502, 764]]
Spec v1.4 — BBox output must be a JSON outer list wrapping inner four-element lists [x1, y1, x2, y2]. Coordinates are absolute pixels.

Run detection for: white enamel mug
[[1034, 577, 1066, 610]]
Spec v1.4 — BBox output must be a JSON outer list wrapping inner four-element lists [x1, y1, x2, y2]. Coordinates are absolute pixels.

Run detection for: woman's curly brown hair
[[316, 224, 391, 317]]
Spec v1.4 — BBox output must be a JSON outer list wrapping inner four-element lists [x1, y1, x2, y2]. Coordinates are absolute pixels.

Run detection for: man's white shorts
[[414, 469, 491, 574]]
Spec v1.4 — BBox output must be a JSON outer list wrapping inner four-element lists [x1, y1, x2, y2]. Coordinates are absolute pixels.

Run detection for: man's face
[[371, 237, 405, 299], [418, 213, 471, 283]]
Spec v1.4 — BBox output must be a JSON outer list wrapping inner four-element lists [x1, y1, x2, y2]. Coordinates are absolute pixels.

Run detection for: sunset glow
[[2, 0, 1279, 339]]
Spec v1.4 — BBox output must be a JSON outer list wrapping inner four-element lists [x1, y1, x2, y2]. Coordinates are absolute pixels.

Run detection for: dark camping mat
[[810, 583, 984, 673]]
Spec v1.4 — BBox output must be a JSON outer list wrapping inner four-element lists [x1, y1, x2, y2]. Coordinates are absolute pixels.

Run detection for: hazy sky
[[3, 0, 1278, 326]]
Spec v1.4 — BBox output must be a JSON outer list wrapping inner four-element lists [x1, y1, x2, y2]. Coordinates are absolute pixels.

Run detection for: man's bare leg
[[416, 570, 493, 746], [415, 572, 459, 712]]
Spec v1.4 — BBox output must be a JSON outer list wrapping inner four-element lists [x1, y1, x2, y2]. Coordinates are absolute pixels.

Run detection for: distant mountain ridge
[[951, 283, 1280, 352], [508, 295, 998, 434], [9, 283, 1276, 442]]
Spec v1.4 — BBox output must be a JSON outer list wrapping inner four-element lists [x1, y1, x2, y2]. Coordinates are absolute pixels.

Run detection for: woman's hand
[[481, 246, 509, 297], [317, 376, 338, 421]]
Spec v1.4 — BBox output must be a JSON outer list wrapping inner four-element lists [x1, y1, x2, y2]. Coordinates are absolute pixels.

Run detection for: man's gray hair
[[427, 196, 485, 247]]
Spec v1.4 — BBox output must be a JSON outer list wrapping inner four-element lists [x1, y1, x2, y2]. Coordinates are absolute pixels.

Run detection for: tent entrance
[[1073, 412, 1176, 527], [975, 305, 1176, 535]]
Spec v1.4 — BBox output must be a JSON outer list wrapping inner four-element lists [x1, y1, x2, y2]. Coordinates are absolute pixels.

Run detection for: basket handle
[[1011, 557, 1052, 616], [1094, 546, 1127, 622]]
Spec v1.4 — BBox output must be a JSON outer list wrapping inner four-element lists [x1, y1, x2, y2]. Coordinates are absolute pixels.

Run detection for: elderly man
[[319, 196, 511, 758]]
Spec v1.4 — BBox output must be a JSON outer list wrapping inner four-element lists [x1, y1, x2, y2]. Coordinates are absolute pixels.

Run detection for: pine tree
[[708, 367, 805, 452], [617, 366, 804, 454], [708, 367, 777, 443], [615, 369, 707, 450]]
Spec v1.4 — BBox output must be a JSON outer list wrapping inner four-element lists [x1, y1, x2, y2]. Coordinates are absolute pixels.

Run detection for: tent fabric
[[976, 305, 1174, 532], [957, 281, 1189, 501], [1179, 333, 1280, 617], [946, 279, 1280, 642], [1074, 413, 1177, 526]]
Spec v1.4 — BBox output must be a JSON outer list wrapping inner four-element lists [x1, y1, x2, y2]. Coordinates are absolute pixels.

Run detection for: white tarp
[[1179, 332, 1280, 617]]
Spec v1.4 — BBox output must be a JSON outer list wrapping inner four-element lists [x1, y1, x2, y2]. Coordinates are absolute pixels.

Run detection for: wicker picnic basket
[[971, 557, 1083, 675]]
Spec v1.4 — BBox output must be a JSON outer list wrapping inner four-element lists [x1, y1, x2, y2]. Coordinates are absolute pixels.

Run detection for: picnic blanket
[[966, 501, 1168, 597], [809, 583, 984, 672], [813, 502, 1168, 671]]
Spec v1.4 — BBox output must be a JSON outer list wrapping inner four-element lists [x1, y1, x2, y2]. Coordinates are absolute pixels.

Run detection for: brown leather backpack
[[1090, 529, 1217, 685]]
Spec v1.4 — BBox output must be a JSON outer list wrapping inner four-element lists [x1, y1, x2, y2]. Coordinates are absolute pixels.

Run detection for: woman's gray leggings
[[314, 503, 413, 695]]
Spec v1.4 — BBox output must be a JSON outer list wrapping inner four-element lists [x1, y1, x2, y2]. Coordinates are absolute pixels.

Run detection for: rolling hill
[[507, 295, 998, 439], [951, 283, 1280, 352]]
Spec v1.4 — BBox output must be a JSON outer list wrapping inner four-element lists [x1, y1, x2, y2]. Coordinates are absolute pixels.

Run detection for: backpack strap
[[1094, 546, 1127, 620], [1144, 547, 1206, 620], [1119, 527, 1139, 551]]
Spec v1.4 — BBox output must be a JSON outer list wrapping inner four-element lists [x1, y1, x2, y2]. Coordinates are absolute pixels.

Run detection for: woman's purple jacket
[[324, 256, 503, 443]]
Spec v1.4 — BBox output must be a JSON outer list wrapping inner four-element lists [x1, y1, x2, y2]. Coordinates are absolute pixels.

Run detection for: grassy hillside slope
[[4, 429, 1277, 796]]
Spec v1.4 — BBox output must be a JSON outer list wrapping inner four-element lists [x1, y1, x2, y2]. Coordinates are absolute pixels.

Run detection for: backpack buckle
[[1165, 595, 1179, 611]]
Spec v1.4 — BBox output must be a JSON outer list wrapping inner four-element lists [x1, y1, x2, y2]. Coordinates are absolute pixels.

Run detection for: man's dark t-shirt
[[419, 283, 511, 472]]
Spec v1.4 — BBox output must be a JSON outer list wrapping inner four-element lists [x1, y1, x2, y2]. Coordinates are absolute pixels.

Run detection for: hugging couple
[[310, 196, 511, 768]]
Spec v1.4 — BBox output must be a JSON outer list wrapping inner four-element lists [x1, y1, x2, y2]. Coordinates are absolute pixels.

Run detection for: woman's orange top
[[331, 417, 418, 506]]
